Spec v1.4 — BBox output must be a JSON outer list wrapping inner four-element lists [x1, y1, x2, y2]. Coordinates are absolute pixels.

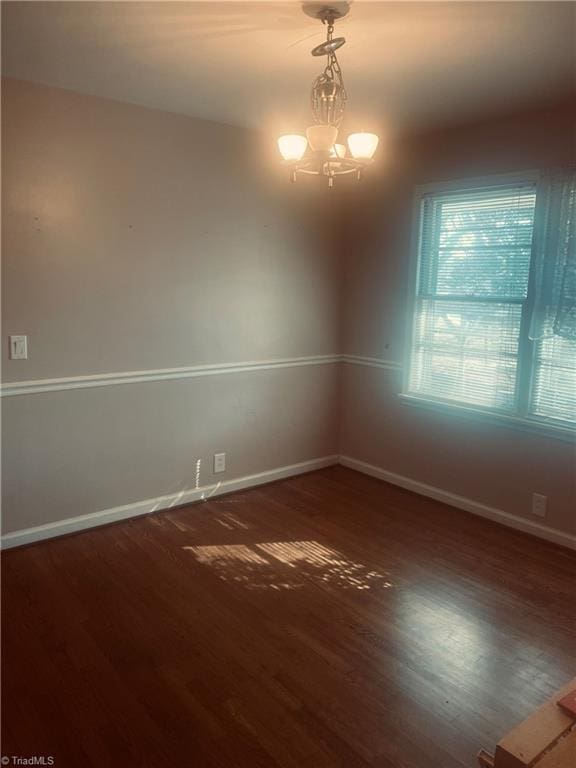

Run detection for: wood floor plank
[[2, 466, 575, 767]]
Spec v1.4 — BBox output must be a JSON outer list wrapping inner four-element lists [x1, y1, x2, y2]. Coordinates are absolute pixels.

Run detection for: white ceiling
[[2, 1, 575, 136]]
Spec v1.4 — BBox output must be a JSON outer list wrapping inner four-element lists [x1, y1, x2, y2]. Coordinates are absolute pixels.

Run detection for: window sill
[[398, 393, 575, 443]]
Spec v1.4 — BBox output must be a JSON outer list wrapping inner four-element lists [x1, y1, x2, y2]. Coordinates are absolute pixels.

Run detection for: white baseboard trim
[[1, 455, 339, 550], [5, 453, 572, 552], [339, 455, 576, 551]]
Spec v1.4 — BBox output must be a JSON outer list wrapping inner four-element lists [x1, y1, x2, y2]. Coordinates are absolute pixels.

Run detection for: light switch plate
[[213, 452, 226, 474], [9, 335, 28, 360]]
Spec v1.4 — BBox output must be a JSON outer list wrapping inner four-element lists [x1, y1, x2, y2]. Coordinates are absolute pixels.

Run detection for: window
[[405, 176, 576, 432]]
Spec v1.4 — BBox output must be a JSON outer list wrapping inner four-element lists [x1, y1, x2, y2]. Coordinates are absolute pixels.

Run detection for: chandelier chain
[[310, 13, 347, 125]]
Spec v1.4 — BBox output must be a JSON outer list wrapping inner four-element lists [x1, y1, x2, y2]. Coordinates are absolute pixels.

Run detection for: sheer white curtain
[[529, 171, 576, 341]]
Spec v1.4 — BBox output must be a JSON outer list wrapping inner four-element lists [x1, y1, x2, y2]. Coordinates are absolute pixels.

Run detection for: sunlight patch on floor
[[214, 512, 252, 530], [184, 540, 393, 591]]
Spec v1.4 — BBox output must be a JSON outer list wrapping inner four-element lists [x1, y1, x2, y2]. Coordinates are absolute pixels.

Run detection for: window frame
[[401, 170, 575, 442]]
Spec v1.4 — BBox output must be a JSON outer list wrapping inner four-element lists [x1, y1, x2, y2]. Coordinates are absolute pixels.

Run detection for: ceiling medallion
[[277, 2, 379, 188]]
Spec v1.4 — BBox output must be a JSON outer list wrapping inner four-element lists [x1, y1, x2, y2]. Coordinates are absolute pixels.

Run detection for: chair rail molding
[[1, 355, 342, 397], [1, 354, 402, 397], [341, 355, 403, 371]]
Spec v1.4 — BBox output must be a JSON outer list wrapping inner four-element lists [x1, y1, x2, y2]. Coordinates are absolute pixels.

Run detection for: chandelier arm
[[282, 157, 372, 174]]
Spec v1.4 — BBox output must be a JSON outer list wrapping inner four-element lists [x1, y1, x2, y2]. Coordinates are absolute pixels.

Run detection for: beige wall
[[3, 79, 574, 542], [1, 78, 340, 533], [2, 79, 340, 380], [340, 101, 576, 537]]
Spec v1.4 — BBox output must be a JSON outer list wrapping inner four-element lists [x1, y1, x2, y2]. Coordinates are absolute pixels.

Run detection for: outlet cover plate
[[214, 452, 226, 474], [532, 493, 547, 518]]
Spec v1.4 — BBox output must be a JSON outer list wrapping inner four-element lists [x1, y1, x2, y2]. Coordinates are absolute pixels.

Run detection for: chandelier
[[277, 3, 379, 187]]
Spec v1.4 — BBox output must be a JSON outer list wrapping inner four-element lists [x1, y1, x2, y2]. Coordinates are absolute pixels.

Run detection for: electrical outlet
[[9, 335, 28, 360], [213, 452, 226, 474], [531, 493, 547, 518]]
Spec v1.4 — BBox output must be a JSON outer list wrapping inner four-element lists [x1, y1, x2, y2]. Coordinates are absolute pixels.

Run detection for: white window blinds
[[531, 335, 576, 423], [408, 184, 537, 411]]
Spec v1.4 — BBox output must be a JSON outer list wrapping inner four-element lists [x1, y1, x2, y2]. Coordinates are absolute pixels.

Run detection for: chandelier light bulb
[[277, 134, 308, 161], [330, 143, 347, 159], [347, 132, 379, 160]]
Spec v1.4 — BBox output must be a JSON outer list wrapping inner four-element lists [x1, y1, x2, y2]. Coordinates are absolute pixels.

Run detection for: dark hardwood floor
[[2, 466, 575, 767]]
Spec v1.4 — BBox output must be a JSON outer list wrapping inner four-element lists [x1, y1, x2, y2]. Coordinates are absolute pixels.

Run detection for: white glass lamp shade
[[347, 132, 379, 160], [330, 143, 347, 159], [277, 134, 307, 161], [306, 124, 338, 152]]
